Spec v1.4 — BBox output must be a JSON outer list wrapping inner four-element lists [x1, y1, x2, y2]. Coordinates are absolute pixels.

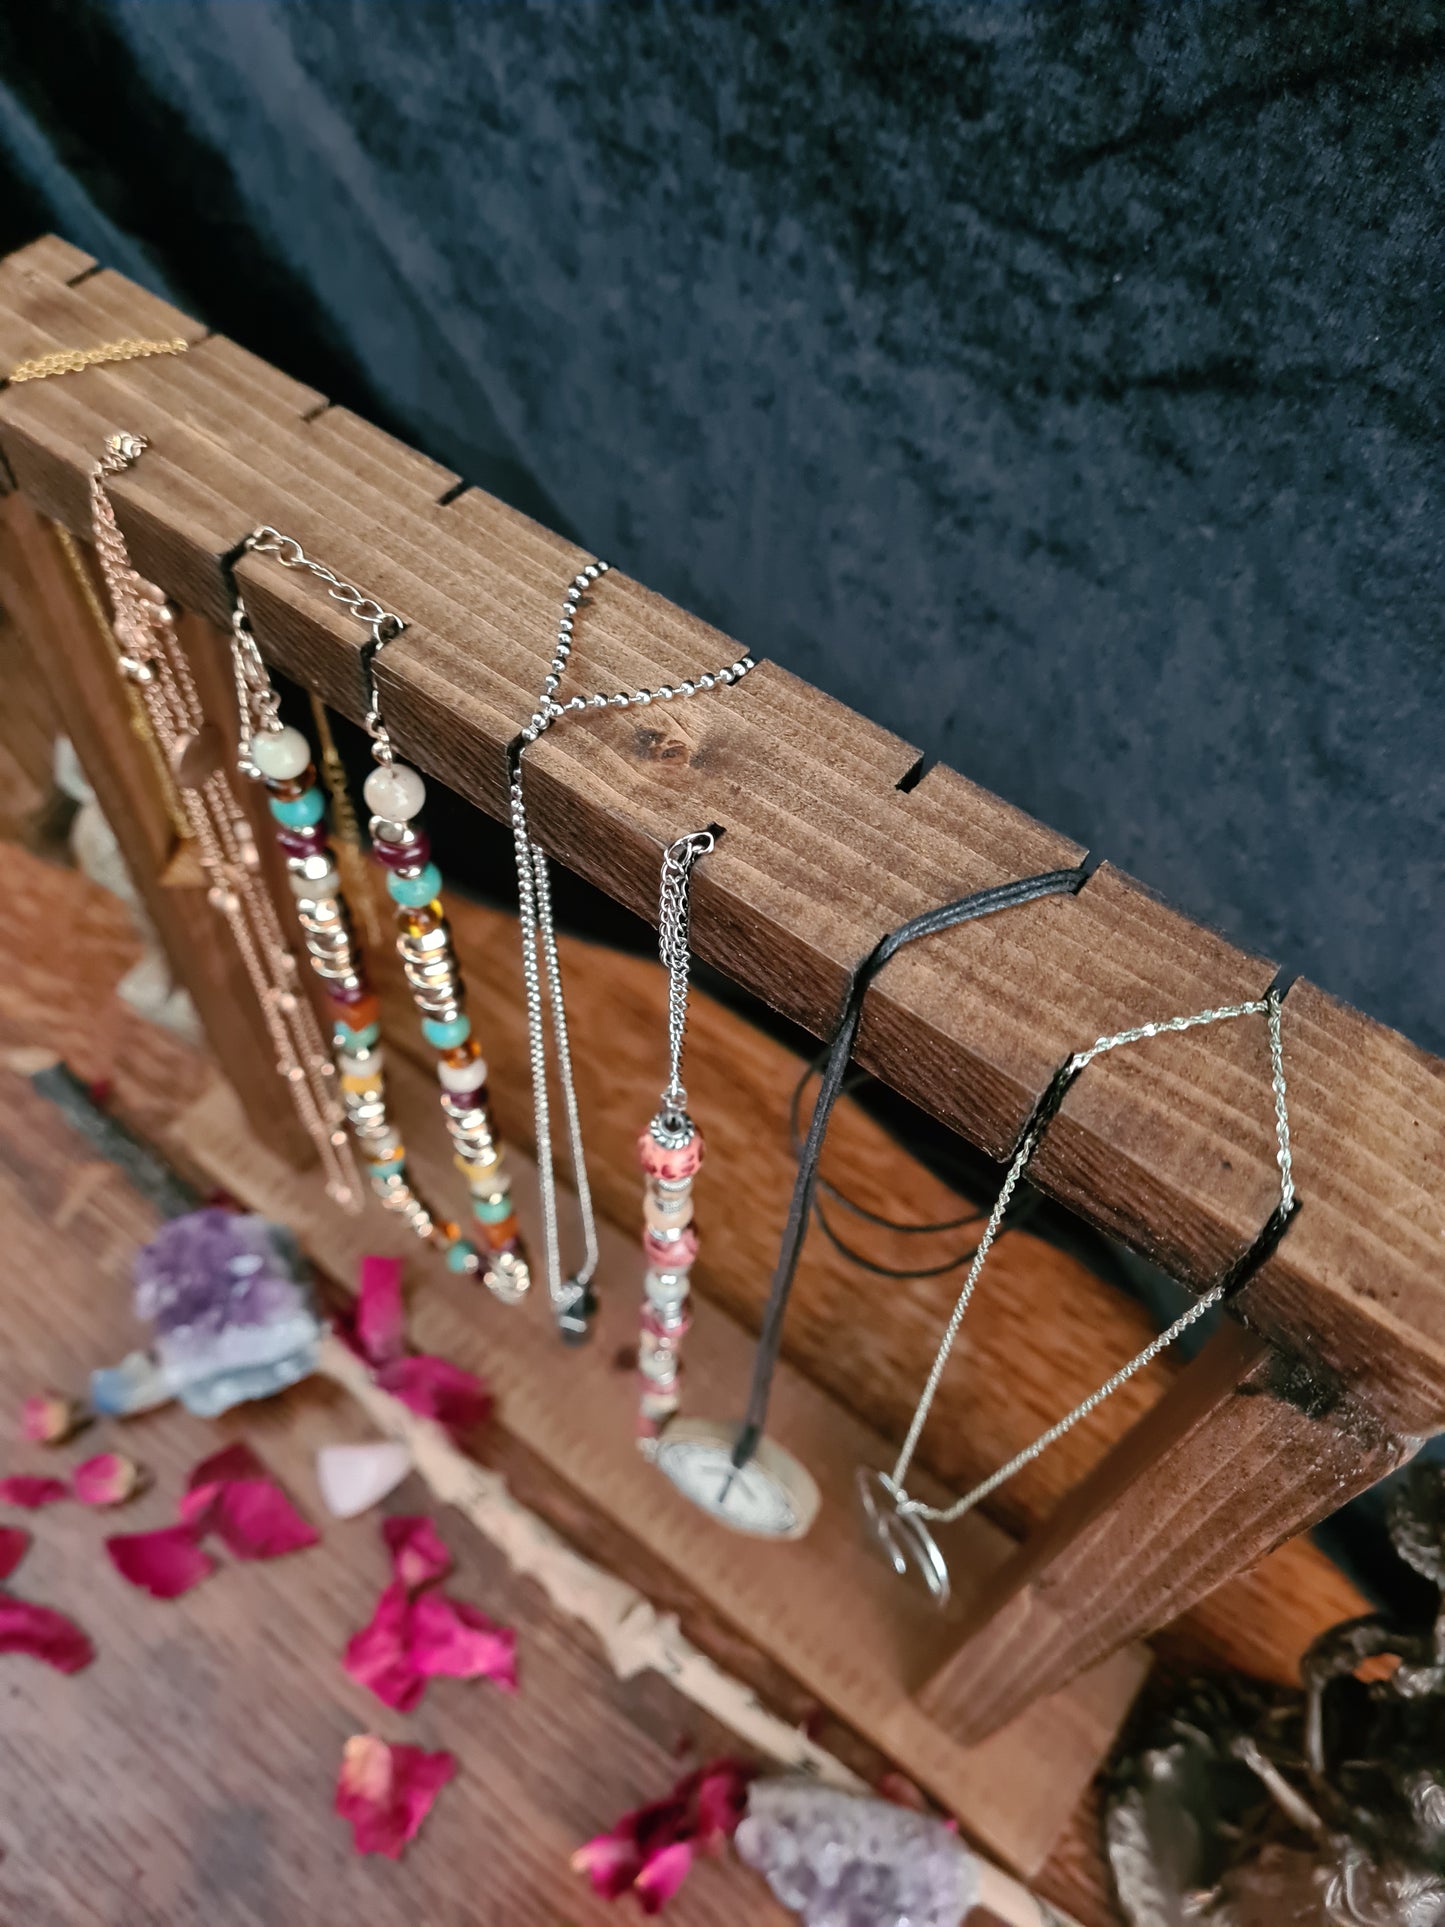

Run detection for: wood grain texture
[[0, 236, 1441, 1437], [0, 1071, 798, 1927], [0, 841, 1381, 1926], [920, 1320, 1413, 1743]]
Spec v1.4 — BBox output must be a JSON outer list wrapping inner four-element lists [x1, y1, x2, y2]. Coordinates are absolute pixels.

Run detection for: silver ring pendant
[[855, 1467, 952, 1609]]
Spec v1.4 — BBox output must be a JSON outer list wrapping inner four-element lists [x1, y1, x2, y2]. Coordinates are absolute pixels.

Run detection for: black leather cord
[[731, 863, 1090, 1468]]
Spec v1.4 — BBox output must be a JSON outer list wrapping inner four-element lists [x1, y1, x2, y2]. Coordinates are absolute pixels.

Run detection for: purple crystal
[[124, 1208, 324, 1417], [733, 1781, 978, 1927]]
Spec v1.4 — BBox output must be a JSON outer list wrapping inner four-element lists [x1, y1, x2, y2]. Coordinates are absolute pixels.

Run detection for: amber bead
[[267, 765, 317, 801], [330, 988, 381, 1029], [441, 1036, 482, 1070], [480, 1212, 520, 1252]]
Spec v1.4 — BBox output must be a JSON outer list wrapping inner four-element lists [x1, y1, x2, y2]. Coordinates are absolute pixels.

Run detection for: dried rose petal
[[185, 1441, 266, 1490], [72, 1452, 144, 1508], [106, 1524, 216, 1598], [191, 1480, 319, 1560], [574, 1759, 755, 1912], [20, 1393, 84, 1446], [374, 1355, 491, 1440], [179, 1443, 319, 1560], [633, 1839, 696, 1915], [355, 1255, 406, 1369], [0, 1526, 28, 1581], [571, 1831, 644, 1901], [335, 1733, 455, 1859], [408, 1592, 518, 1691], [343, 1579, 425, 1711], [382, 1515, 450, 1593], [0, 1595, 93, 1672], [0, 1476, 70, 1510]]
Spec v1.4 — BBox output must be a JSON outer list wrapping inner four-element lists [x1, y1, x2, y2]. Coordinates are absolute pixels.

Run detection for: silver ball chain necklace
[[509, 561, 754, 1340]]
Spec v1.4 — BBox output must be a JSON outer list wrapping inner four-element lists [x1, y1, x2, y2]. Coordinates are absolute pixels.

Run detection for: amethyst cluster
[[735, 1780, 978, 1927], [93, 1208, 324, 1419]]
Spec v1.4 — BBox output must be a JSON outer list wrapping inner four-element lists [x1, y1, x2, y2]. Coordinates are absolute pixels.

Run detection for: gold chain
[[51, 523, 193, 841], [8, 336, 190, 384], [307, 688, 385, 947]]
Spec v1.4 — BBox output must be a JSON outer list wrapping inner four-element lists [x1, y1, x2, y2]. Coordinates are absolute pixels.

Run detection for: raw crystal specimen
[[734, 1779, 978, 1927], [93, 1209, 323, 1418]]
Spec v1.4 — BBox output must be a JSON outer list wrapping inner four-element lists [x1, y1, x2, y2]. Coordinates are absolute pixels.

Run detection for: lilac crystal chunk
[[93, 1209, 324, 1419], [734, 1780, 978, 1927]]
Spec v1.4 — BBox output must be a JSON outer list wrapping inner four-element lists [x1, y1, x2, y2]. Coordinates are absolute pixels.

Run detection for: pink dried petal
[[72, 1452, 144, 1508], [335, 1733, 455, 1859], [106, 1524, 216, 1598], [343, 1579, 425, 1711], [356, 1254, 406, 1368], [571, 1830, 644, 1901], [408, 1592, 518, 1691], [693, 1760, 754, 1848], [185, 1441, 266, 1490], [374, 1355, 491, 1440], [205, 1481, 320, 1560], [634, 1839, 696, 1915], [0, 1595, 93, 1673], [0, 1526, 28, 1581], [0, 1476, 69, 1510], [382, 1515, 450, 1594], [20, 1393, 84, 1446]]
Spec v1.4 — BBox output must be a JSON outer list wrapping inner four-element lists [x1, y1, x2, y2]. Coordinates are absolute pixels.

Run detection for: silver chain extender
[[884, 989, 1293, 1527], [512, 563, 753, 1338], [658, 830, 715, 1118]]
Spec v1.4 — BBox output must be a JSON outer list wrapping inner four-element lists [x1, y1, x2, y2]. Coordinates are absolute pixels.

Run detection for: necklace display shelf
[[1, 233, 1440, 1867]]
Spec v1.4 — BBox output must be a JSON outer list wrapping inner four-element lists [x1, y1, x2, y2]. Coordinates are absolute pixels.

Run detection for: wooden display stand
[[1, 234, 1441, 1880]]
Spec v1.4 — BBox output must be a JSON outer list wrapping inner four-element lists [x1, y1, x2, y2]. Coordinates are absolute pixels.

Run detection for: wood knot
[[631, 715, 699, 765]]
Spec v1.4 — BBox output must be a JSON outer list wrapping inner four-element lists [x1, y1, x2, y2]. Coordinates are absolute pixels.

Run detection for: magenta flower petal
[[693, 1760, 754, 1847], [382, 1514, 450, 1593], [571, 1830, 645, 1901], [335, 1733, 455, 1859], [185, 1441, 266, 1490], [0, 1476, 69, 1509], [374, 1355, 491, 1440], [343, 1579, 425, 1710], [72, 1452, 144, 1508], [106, 1524, 216, 1598], [634, 1840, 696, 1915], [0, 1525, 28, 1581], [0, 1595, 94, 1673], [408, 1592, 518, 1691], [207, 1481, 320, 1560], [356, 1255, 406, 1368]]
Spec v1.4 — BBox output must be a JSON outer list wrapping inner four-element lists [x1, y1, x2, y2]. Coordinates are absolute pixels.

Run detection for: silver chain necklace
[[511, 561, 754, 1339], [860, 989, 1294, 1606]]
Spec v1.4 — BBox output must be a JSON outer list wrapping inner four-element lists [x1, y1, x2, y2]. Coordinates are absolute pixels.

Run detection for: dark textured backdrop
[[1, 0, 1441, 1055]]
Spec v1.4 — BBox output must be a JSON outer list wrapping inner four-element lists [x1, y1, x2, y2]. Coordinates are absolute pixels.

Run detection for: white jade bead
[[438, 1055, 488, 1092], [250, 726, 311, 780], [363, 763, 426, 821], [365, 1126, 402, 1158], [339, 1047, 383, 1078], [288, 867, 340, 898]]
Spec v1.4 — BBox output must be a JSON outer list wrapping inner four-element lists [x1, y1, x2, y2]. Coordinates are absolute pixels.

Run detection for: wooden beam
[[0, 235, 1442, 1441], [919, 1318, 1417, 1742]]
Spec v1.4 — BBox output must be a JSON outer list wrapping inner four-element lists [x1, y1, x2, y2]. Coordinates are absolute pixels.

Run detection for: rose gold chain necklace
[[89, 432, 361, 1209]]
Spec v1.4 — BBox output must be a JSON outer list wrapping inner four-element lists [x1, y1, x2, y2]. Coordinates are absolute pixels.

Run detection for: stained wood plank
[[919, 1320, 1414, 1742], [1, 237, 1439, 1439]]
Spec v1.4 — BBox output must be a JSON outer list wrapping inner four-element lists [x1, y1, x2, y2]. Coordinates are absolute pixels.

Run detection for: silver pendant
[[855, 1467, 952, 1608]]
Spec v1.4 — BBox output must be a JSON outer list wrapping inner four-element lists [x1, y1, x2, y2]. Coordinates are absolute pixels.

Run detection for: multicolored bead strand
[[244, 715, 448, 1251], [635, 830, 714, 1450], [636, 1114, 702, 1446], [366, 763, 530, 1304]]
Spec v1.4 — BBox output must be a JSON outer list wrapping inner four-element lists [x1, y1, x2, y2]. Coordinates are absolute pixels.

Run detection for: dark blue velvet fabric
[[2, 0, 1441, 1055]]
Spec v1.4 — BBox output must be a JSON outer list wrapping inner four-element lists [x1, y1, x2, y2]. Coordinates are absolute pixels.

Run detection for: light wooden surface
[[0, 234, 1441, 1445]]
